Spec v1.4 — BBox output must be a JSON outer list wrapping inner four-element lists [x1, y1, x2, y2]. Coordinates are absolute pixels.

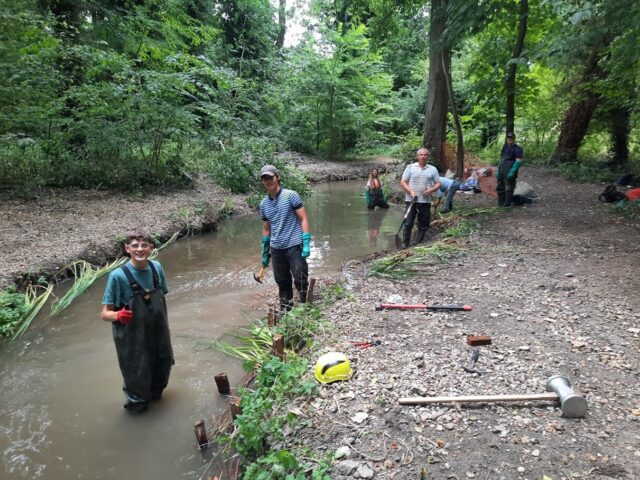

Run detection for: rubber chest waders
[[113, 263, 174, 406]]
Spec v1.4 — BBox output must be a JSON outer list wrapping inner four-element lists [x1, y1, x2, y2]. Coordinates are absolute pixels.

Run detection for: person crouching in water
[[101, 229, 173, 413], [259, 165, 312, 312], [365, 168, 389, 210]]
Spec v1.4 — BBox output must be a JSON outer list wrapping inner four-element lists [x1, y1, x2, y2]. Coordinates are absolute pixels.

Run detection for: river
[[0, 180, 404, 480]]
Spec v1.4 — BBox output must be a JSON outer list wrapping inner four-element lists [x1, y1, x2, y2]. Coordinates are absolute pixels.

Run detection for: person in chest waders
[[496, 132, 524, 207], [101, 229, 174, 413], [365, 168, 390, 209]]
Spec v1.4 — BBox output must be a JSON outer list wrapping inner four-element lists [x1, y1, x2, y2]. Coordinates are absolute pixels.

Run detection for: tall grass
[[368, 241, 461, 279], [12, 285, 54, 339], [49, 231, 180, 318], [211, 322, 275, 370]]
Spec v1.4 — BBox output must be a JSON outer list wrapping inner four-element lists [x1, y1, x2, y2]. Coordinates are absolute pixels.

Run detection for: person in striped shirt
[[259, 165, 312, 312], [400, 148, 441, 248]]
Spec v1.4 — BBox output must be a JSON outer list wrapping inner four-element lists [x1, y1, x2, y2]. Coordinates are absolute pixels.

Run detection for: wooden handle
[[399, 392, 559, 405]]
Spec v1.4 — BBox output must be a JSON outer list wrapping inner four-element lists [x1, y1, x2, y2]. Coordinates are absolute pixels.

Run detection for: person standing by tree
[[101, 229, 174, 414], [365, 168, 390, 209], [400, 148, 441, 248], [259, 165, 312, 312], [496, 132, 524, 207]]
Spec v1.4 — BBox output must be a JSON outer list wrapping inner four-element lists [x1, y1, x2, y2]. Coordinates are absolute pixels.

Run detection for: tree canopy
[[0, 0, 638, 191]]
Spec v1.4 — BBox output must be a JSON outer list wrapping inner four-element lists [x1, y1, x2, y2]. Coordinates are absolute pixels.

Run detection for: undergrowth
[[0, 283, 53, 339], [214, 303, 333, 479], [608, 199, 640, 219]]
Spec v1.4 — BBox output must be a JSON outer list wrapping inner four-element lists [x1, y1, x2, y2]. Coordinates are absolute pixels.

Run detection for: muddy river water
[[0, 181, 405, 480]]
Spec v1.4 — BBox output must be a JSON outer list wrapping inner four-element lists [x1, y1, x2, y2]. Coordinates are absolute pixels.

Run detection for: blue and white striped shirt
[[260, 188, 304, 249], [401, 163, 440, 203]]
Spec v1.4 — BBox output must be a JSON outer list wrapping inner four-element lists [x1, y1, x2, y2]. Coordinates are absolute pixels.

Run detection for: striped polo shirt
[[401, 162, 440, 203], [260, 188, 304, 249]]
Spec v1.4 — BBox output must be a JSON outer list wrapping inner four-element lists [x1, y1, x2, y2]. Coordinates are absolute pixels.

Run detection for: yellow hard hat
[[314, 352, 353, 384]]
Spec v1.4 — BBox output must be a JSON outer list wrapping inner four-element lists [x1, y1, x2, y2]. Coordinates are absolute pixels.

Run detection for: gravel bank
[[278, 166, 640, 480]]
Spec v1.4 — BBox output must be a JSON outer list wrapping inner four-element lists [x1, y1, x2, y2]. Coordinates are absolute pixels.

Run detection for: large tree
[[548, 0, 640, 164], [423, 0, 449, 170], [505, 0, 528, 135]]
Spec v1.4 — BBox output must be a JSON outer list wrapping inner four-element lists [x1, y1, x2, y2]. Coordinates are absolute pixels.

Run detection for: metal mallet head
[[546, 375, 588, 418], [253, 266, 266, 284]]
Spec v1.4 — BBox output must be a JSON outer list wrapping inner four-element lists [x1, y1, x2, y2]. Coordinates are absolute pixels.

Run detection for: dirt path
[[279, 166, 640, 480]]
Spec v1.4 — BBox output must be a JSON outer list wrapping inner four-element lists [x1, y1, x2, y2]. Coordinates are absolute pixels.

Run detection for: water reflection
[[0, 180, 405, 480], [367, 209, 388, 247]]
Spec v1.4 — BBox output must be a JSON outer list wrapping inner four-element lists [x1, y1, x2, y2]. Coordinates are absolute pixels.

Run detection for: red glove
[[115, 307, 133, 325]]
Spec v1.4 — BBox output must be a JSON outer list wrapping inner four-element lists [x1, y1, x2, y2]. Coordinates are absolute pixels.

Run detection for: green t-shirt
[[102, 260, 168, 308]]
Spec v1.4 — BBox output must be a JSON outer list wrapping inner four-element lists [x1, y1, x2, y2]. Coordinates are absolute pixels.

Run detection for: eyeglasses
[[128, 243, 151, 249]]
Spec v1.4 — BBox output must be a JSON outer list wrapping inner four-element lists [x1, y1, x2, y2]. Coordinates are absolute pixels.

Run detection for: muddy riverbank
[[0, 154, 397, 290]]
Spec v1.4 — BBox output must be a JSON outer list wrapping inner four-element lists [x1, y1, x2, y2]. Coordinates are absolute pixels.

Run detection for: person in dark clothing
[[496, 132, 524, 207], [101, 229, 174, 413], [259, 165, 312, 312], [365, 168, 389, 210]]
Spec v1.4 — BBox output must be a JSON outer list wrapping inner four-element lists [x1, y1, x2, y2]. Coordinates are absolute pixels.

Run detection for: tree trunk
[[423, 0, 449, 171], [549, 49, 607, 164], [610, 106, 631, 168], [505, 0, 528, 135], [276, 0, 286, 50], [442, 52, 464, 178]]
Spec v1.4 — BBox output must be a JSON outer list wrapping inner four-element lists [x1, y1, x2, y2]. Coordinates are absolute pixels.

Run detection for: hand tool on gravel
[[399, 374, 587, 418], [374, 302, 472, 311], [461, 347, 482, 374], [253, 266, 266, 283], [352, 340, 382, 349]]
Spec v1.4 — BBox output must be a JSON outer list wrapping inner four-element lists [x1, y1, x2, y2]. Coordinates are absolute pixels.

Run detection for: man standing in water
[[101, 229, 173, 413], [400, 147, 441, 247], [259, 165, 312, 312]]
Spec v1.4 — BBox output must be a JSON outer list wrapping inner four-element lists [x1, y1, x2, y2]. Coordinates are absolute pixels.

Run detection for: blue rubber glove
[[301, 233, 312, 258], [261, 236, 271, 267], [507, 160, 521, 180]]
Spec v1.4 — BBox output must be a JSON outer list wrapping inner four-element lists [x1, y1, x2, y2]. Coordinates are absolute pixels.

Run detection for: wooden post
[[267, 303, 277, 327], [272, 333, 285, 360], [214, 373, 231, 395], [194, 419, 208, 448], [306, 278, 317, 305], [230, 398, 242, 419]]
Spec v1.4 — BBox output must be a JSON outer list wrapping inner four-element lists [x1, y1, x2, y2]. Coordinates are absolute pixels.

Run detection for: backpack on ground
[[598, 184, 626, 203]]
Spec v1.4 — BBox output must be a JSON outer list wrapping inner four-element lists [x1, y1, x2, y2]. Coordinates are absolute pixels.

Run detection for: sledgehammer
[[399, 375, 587, 418], [374, 302, 472, 312]]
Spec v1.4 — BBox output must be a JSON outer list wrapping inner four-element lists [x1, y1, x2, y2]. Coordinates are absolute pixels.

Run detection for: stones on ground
[[351, 412, 369, 424], [335, 446, 351, 459]]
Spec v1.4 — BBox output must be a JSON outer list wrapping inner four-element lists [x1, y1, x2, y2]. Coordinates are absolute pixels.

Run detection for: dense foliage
[[0, 0, 638, 192]]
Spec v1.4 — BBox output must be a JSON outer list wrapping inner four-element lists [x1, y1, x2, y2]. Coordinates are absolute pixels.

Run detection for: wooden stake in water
[[214, 373, 230, 395], [306, 278, 317, 304], [230, 398, 242, 419], [194, 419, 208, 448], [273, 333, 285, 360], [267, 303, 277, 327]]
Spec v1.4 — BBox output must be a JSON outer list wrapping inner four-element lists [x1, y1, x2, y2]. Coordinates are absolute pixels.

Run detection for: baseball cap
[[506, 132, 515, 138], [260, 165, 279, 177]]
